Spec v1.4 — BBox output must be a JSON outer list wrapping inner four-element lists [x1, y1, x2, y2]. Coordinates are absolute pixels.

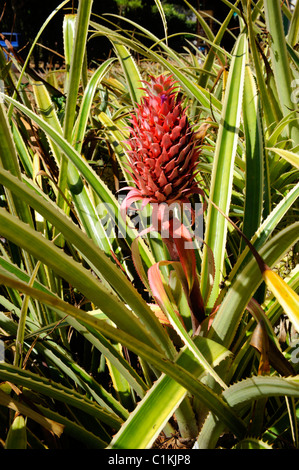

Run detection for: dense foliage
[[0, 0, 298, 450]]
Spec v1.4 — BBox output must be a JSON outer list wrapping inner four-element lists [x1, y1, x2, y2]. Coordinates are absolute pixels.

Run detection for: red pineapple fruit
[[121, 74, 201, 214], [122, 74, 205, 331]]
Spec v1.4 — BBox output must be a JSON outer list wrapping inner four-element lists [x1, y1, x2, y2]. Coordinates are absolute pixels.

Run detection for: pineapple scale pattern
[[124, 74, 200, 206]]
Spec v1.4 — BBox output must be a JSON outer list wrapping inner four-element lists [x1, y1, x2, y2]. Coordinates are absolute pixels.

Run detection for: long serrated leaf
[[63, 14, 77, 95], [109, 336, 230, 449], [224, 375, 299, 409], [32, 80, 64, 166], [5, 415, 27, 449], [6, 0, 70, 120], [0, 363, 123, 430], [31, 80, 69, 225], [198, 0, 239, 89], [264, 0, 299, 146], [197, 374, 299, 449], [0, 104, 33, 227], [32, 403, 108, 448], [241, 64, 264, 250], [113, 44, 144, 105], [0, 276, 247, 439], [288, 0, 299, 47], [215, 181, 299, 313], [183, 0, 214, 43], [0, 168, 171, 356], [0, 92, 153, 266], [97, 111, 131, 185], [154, 0, 168, 44], [90, 16, 184, 66], [267, 147, 299, 169], [0, 391, 63, 440], [14, 261, 40, 368], [63, 0, 93, 142], [233, 438, 272, 449], [246, 0, 277, 128], [148, 260, 227, 390], [0, 308, 136, 418], [0, 208, 166, 353], [90, 18, 222, 115], [11, 121, 33, 178], [262, 268, 299, 333], [209, 222, 299, 348], [200, 33, 246, 307], [72, 58, 116, 152]]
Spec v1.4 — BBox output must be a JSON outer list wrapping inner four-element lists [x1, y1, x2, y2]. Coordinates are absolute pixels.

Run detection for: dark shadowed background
[[0, 0, 237, 67]]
